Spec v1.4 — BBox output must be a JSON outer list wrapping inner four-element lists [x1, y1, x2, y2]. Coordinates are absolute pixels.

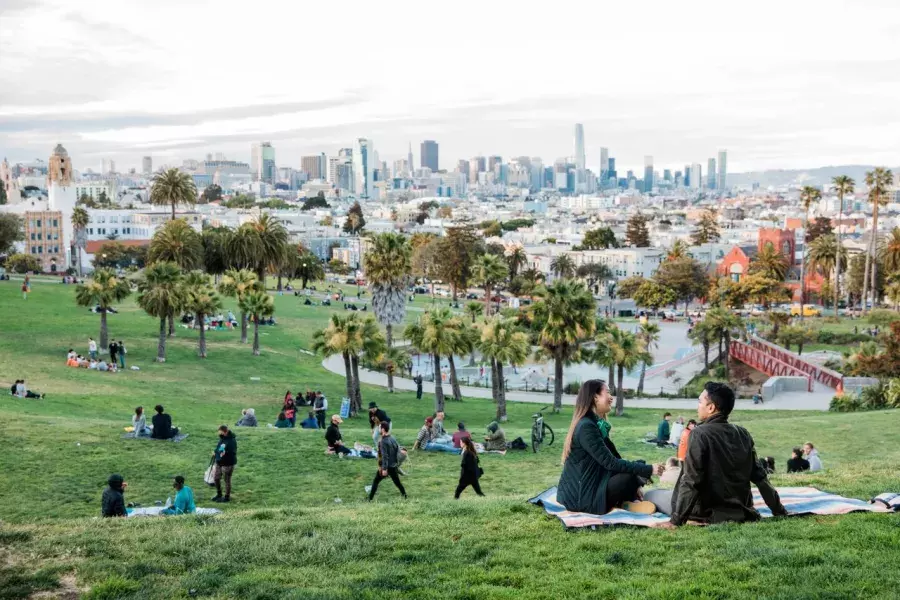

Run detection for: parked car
[[345, 278, 357, 285], [790, 304, 820, 317]]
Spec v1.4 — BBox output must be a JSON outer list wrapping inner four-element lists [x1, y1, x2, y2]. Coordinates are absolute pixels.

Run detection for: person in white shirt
[[803, 442, 823, 472], [88, 338, 98, 360], [66, 349, 76, 361], [89, 359, 98, 370], [668, 416, 685, 446]]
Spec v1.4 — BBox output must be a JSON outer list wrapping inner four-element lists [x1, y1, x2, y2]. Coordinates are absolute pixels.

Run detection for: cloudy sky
[[2, 0, 900, 174]]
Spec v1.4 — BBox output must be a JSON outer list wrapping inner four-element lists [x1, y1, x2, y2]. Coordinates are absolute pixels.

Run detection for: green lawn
[[1, 282, 900, 599]]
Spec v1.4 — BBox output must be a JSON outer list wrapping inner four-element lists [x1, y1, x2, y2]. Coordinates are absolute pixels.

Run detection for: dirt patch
[[30, 573, 83, 600]]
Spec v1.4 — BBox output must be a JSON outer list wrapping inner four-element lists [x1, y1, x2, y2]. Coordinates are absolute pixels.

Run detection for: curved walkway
[[320, 355, 832, 411]]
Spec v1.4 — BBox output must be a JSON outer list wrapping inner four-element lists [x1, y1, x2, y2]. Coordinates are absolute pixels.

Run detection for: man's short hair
[[663, 412, 672, 418], [704, 382, 735, 416], [155, 404, 164, 413], [380, 421, 390, 433], [174, 475, 185, 485]]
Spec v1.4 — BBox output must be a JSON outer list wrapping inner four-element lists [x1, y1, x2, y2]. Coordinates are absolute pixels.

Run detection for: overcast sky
[[2, 0, 900, 174]]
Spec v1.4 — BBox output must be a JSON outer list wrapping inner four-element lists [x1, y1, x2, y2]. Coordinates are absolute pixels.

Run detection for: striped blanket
[[528, 486, 892, 529]]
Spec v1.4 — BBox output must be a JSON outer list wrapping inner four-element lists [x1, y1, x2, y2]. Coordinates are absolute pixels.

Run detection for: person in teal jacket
[[162, 475, 196, 515], [655, 412, 672, 447]]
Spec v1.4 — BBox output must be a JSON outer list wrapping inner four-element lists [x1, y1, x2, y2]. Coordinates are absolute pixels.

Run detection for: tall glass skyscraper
[[643, 156, 654, 193], [574, 124, 586, 191], [707, 158, 717, 189], [420, 140, 439, 172], [354, 138, 374, 199], [716, 150, 728, 191]]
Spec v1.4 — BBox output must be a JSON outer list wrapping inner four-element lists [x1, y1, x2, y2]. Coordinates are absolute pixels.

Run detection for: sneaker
[[622, 500, 656, 514], [211, 495, 223, 502], [221, 497, 230, 503]]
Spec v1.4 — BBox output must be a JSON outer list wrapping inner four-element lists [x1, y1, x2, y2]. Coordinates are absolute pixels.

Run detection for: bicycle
[[531, 405, 555, 453]]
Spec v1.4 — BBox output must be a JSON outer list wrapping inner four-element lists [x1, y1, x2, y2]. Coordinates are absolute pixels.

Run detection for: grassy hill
[[1, 281, 899, 599]]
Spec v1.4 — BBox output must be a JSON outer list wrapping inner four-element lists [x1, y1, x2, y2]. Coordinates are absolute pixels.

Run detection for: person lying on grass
[[648, 382, 787, 528], [161, 475, 196, 515], [558, 379, 665, 516]]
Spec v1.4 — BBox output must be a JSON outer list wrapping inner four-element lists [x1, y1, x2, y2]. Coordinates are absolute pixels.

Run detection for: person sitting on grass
[[151, 405, 179, 440], [132, 406, 151, 437], [13, 380, 43, 399], [88, 358, 98, 370], [484, 421, 506, 451], [97, 359, 109, 372], [655, 412, 672, 447], [455, 436, 485, 499], [413, 416, 435, 450], [274, 411, 293, 428], [66, 349, 77, 365], [648, 382, 787, 528], [235, 408, 258, 427], [325, 414, 352, 455], [432, 410, 452, 444], [787, 447, 810, 473], [452, 422, 472, 448], [161, 475, 196, 515], [677, 419, 697, 465], [557, 380, 664, 516], [300, 411, 319, 429], [668, 416, 684, 446], [101, 474, 127, 518], [803, 442, 823, 472], [77, 355, 89, 368]]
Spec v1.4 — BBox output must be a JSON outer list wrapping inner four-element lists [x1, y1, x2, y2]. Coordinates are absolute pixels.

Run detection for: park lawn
[[1, 282, 900, 599]]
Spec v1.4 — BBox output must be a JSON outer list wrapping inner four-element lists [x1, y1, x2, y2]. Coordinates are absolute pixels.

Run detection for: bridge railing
[[746, 336, 843, 389], [730, 340, 813, 392]]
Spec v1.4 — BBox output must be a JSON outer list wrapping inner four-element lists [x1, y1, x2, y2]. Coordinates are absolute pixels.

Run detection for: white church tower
[[47, 144, 77, 269]]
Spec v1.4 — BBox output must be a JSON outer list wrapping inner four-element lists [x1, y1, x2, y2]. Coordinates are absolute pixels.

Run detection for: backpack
[[507, 437, 528, 450]]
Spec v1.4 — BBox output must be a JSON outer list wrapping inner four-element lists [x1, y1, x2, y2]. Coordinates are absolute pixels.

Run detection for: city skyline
[[2, 0, 900, 173]]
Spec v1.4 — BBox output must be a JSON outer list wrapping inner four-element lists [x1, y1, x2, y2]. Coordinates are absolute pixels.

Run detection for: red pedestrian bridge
[[729, 336, 843, 392]]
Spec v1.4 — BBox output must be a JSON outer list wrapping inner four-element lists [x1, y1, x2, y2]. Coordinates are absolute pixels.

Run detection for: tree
[[479, 317, 529, 422], [864, 169, 893, 310], [615, 276, 646, 300], [301, 193, 329, 210], [593, 319, 618, 394], [74, 268, 131, 349], [5, 253, 40, 273], [849, 254, 885, 307], [148, 218, 203, 270], [239, 289, 275, 356], [504, 244, 527, 278], [750, 244, 790, 281], [472, 254, 508, 317], [765, 311, 791, 339], [625, 214, 651, 247], [738, 273, 791, 308], [363, 232, 412, 393], [577, 227, 619, 250], [607, 327, 647, 416], [348, 316, 386, 409], [576, 262, 612, 293], [435, 223, 481, 300], [654, 257, 709, 313], [778, 325, 815, 355], [805, 217, 833, 243], [136, 261, 184, 362], [150, 168, 197, 220], [518, 268, 545, 297], [77, 194, 99, 208], [248, 213, 289, 288], [0, 181, 6, 204], [798, 185, 822, 315], [312, 314, 358, 415], [183, 271, 223, 358], [201, 184, 223, 204], [688, 319, 716, 373], [636, 322, 660, 395], [704, 308, 743, 378], [464, 301, 484, 323], [690, 208, 720, 245], [201, 227, 232, 279], [879, 227, 900, 281], [343, 201, 366, 234], [282, 246, 324, 289], [223, 194, 256, 209], [405, 308, 463, 413], [807, 234, 847, 305], [531, 280, 596, 412], [667, 240, 689, 261], [0, 214, 23, 255], [633, 280, 677, 312], [832, 175, 855, 312], [71, 208, 89, 276], [217, 269, 260, 344], [329, 259, 351, 276], [501, 218, 535, 231], [550, 254, 576, 279]]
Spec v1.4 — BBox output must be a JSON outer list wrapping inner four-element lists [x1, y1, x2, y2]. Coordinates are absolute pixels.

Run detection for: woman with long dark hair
[[557, 379, 663, 514], [454, 436, 485, 499]]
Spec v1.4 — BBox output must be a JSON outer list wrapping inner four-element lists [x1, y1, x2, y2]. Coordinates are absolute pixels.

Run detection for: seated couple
[[787, 443, 823, 473], [101, 474, 195, 517], [10, 379, 44, 399], [412, 413, 465, 453], [557, 380, 786, 528]]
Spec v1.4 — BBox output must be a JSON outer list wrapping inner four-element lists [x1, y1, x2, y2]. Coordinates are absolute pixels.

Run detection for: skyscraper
[[643, 156, 654, 193], [574, 124, 586, 191], [716, 149, 728, 191], [354, 138, 374, 199], [142, 156, 152, 175], [407, 142, 414, 174], [457, 159, 469, 176], [599, 147, 609, 186], [488, 156, 502, 173], [301, 154, 326, 180], [420, 140, 439, 172], [707, 158, 717, 190], [690, 163, 703, 190], [663, 169, 672, 182], [683, 164, 692, 187], [251, 142, 276, 183]]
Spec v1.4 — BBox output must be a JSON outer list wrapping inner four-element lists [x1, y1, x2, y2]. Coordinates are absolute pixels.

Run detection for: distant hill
[[728, 165, 900, 189]]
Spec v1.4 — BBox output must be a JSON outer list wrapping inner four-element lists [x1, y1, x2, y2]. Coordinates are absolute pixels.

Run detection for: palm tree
[[405, 308, 461, 413], [667, 239, 689, 261], [346, 316, 386, 410], [593, 318, 618, 393], [799, 185, 822, 318], [704, 307, 743, 379], [201, 228, 233, 282], [363, 232, 411, 393], [636, 322, 660, 395], [74, 267, 131, 349], [505, 244, 527, 279], [312, 314, 357, 412], [239, 290, 275, 356], [607, 327, 647, 416], [148, 218, 203, 270], [227, 225, 264, 273], [183, 271, 223, 358], [249, 213, 289, 288], [150, 168, 197, 220], [519, 268, 545, 297], [749, 244, 789, 281], [765, 311, 791, 340], [862, 167, 893, 311], [531, 279, 596, 412], [550, 254, 576, 279], [807, 234, 847, 306], [479, 317, 529, 422], [878, 227, 900, 279], [464, 301, 484, 324], [688, 319, 716, 373], [136, 261, 184, 362], [71, 207, 89, 276], [472, 254, 508, 317], [886, 280, 900, 310], [217, 269, 259, 344], [831, 175, 855, 312]]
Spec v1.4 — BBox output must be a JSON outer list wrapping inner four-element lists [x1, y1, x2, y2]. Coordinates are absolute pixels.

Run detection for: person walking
[[109, 340, 119, 366], [367, 422, 407, 501], [454, 436, 485, 499], [117, 340, 126, 369], [89, 337, 98, 360], [413, 374, 423, 400], [212, 425, 237, 503]]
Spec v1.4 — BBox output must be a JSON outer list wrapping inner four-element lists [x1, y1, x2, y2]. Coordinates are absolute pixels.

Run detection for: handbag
[[204, 457, 217, 486]]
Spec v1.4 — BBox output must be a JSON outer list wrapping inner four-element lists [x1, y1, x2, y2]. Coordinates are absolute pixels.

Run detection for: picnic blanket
[[126, 506, 220, 517], [121, 432, 190, 442], [529, 486, 894, 529]]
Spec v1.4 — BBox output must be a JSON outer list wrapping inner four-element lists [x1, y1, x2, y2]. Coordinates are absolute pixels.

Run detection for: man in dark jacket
[[325, 415, 351, 455], [101, 474, 127, 517], [655, 382, 787, 527], [212, 425, 237, 502], [367, 422, 407, 500], [413, 374, 423, 399], [151, 405, 179, 439]]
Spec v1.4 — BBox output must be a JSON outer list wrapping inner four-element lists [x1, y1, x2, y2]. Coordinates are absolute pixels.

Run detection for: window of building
[[36, 219, 41, 227], [38, 246, 43, 254], [89, 228, 94, 235], [37, 233, 42, 240], [52, 219, 58, 227], [30, 233, 35, 240]]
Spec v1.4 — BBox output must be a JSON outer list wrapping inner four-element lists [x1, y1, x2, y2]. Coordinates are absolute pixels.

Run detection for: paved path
[[321, 355, 832, 411]]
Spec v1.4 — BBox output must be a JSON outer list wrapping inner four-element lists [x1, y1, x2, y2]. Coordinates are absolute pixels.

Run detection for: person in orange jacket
[[677, 419, 697, 464]]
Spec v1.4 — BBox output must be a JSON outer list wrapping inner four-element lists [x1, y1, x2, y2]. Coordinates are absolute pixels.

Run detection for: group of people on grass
[[131, 405, 180, 439], [66, 338, 127, 371], [9, 379, 44, 399], [411, 412, 507, 455]]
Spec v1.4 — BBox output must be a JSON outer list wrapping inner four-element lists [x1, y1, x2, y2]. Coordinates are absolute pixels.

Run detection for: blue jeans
[[89, 351, 97, 360], [424, 442, 460, 454], [119, 354, 126, 368]]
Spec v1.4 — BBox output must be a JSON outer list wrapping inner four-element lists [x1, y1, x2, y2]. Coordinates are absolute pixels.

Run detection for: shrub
[[868, 309, 900, 326], [829, 394, 862, 412], [5, 253, 41, 273], [713, 364, 727, 378], [564, 381, 582, 395], [860, 381, 887, 409], [815, 331, 870, 345], [883, 378, 900, 408]]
